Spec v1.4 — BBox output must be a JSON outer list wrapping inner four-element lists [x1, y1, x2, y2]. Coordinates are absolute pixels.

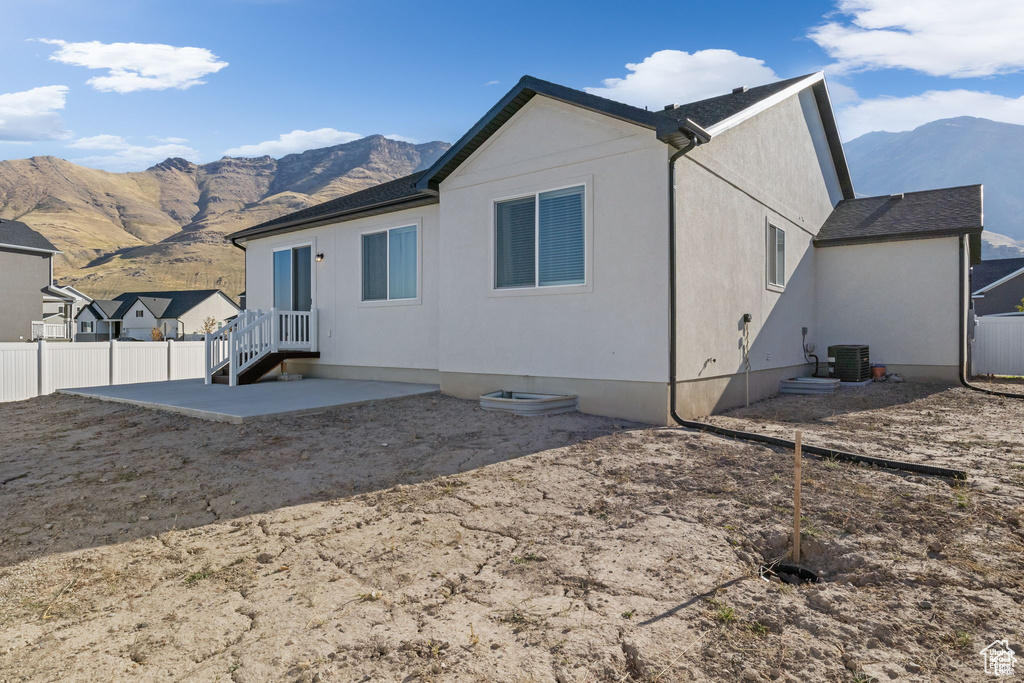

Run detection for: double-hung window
[[767, 223, 786, 289], [362, 225, 418, 301], [495, 185, 585, 289]]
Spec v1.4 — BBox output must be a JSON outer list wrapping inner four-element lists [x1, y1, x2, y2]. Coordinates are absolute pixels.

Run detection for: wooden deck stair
[[211, 351, 320, 385], [205, 308, 318, 386]]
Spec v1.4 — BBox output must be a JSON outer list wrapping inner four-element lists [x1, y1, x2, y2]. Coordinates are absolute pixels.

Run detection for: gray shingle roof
[[0, 218, 58, 253], [814, 185, 983, 247], [229, 171, 433, 241], [90, 300, 122, 318], [98, 290, 230, 320], [229, 72, 853, 243], [971, 257, 1024, 292]]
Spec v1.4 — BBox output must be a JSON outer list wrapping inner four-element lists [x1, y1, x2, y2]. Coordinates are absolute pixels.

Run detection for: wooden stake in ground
[[793, 430, 802, 565]]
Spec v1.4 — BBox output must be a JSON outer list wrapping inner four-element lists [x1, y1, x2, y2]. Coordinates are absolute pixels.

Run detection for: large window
[[362, 225, 418, 301], [495, 185, 585, 289], [274, 245, 313, 311], [767, 223, 786, 289]]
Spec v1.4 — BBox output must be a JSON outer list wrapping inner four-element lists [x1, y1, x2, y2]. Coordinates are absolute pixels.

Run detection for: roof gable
[[415, 72, 853, 198], [228, 72, 855, 243], [111, 289, 231, 319]]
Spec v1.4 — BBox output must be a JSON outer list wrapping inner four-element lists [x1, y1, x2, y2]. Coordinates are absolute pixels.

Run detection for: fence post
[[37, 339, 47, 397], [110, 340, 119, 385], [166, 339, 173, 381]]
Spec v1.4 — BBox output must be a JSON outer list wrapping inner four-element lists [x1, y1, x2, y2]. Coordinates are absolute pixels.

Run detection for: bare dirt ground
[[1, 384, 1021, 682]]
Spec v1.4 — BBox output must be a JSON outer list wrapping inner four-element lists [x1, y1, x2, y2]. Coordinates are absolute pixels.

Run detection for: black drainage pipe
[[958, 237, 1024, 400], [665, 135, 967, 483], [670, 418, 967, 481]]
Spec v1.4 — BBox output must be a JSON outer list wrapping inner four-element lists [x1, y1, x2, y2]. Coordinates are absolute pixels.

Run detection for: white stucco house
[[224, 72, 983, 424], [76, 290, 239, 341]]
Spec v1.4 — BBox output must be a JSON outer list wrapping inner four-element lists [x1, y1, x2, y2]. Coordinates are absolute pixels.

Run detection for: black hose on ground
[[671, 417, 967, 481]]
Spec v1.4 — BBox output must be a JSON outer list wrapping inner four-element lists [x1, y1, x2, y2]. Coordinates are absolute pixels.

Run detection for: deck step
[[233, 351, 320, 385]]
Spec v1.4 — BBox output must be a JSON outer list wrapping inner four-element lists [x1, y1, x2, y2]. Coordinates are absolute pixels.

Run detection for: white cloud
[[0, 85, 71, 142], [838, 89, 1024, 139], [484, 80, 500, 86], [149, 135, 189, 144], [40, 39, 228, 93], [810, 0, 1024, 77], [223, 128, 362, 157], [67, 134, 199, 171], [584, 49, 778, 108]]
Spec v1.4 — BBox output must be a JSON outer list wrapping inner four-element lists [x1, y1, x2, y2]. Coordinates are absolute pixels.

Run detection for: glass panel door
[[293, 246, 312, 311], [273, 249, 292, 309], [274, 246, 313, 311]]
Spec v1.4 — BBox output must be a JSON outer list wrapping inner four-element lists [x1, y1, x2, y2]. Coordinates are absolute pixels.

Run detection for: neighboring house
[[971, 257, 1024, 316], [226, 72, 983, 424], [42, 281, 92, 334], [76, 290, 239, 341], [0, 218, 74, 342]]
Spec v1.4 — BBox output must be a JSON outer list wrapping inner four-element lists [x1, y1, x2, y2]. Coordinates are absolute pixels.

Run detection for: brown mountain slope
[[0, 136, 449, 298]]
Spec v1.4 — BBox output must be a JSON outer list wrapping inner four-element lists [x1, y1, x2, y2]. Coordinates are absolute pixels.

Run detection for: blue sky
[[4, 0, 1024, 171]]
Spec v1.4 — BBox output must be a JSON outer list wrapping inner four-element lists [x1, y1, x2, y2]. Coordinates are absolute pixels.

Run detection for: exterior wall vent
[[890, 193, 904, 200]]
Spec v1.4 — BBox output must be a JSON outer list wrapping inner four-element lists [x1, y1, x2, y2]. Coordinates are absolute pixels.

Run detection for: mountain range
[[1, 115, 1023, 300], [0, 136, 449, 298], [843, 116, 1024, 258]]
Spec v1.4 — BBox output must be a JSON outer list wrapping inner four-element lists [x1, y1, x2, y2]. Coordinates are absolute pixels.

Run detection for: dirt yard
[[1, 383, 1021, 682]]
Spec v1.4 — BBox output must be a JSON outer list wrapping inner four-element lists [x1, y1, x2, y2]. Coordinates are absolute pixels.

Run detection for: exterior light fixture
[[315, 253, 325, 262]]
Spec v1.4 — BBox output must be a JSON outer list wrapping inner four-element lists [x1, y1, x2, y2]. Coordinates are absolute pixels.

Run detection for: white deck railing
[[205, 308, 317, 386], [32, 320, 72, 340]]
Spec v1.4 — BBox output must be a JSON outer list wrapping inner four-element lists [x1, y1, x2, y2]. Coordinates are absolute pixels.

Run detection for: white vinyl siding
[[362, 225, 418, 301], [768, 223, 786, 289], [495, 185, 585, 289]]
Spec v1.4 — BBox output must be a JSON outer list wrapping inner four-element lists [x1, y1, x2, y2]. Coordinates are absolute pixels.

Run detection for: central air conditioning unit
[[827, 345, 870, 382]]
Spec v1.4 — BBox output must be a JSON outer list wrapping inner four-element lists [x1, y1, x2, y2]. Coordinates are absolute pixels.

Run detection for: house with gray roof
[[76, 290, 239, 341], [224, 72, 983, 423], [971, 257, 1024, 316], [0, 218, 77, 342]]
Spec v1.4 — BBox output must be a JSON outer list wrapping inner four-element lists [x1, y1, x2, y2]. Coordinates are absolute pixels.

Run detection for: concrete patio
[[60, 377, 440, 423]]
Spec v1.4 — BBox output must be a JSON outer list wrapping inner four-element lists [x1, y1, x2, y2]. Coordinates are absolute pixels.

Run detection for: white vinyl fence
[[0, 340, 205, 402], [972, 315, 1024, 377]]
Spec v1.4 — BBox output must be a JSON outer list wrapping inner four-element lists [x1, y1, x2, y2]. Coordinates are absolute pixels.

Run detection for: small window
[[135, 309, 144, 318], [81, 321, 93, 333], [362, 225, 418, 301], [495, 186, 585, 289], [767, 224, 786, 288]]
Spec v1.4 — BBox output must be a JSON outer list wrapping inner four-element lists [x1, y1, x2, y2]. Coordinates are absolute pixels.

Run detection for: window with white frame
[[362, 225, 418, 301], [81, 320, 94, 333], [767, 223, 786, 288], [495, 185, 585, 289]]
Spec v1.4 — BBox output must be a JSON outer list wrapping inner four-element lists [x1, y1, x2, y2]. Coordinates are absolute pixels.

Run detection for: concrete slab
[[60, 378, 440, 423]]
